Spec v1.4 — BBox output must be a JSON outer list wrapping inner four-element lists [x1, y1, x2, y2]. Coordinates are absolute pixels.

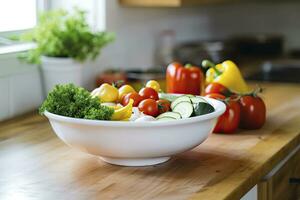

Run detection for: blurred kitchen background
[[1, 0, 300, 121]]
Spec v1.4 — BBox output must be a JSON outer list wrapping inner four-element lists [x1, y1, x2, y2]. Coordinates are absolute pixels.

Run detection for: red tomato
[[205, 83, 232, 96], [205, 93, 226, 100], [207, 94, 240, 133], [214, 100, 241, 133], [157, 99, 171, 114], [139, 87, 159, 100], [138, 99, 159, 117], [122, 92, 144, 107], [239, 96, 266, 129]]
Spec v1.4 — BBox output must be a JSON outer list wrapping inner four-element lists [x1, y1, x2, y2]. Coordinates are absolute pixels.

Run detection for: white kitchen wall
[[50, 0, 300, 70]]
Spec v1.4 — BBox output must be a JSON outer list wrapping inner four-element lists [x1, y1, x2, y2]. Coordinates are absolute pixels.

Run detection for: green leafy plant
[[20, 8, 114, 64], [39, 83, 114, 120]]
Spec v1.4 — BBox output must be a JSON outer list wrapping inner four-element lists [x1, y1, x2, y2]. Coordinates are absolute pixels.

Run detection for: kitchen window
[[0, 0, 47, 54]]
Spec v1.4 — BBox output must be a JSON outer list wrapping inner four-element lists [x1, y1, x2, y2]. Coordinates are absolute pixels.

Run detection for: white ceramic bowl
[[44, 97, 225, 166]]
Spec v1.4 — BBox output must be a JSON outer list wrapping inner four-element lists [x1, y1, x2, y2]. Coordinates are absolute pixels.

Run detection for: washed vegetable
[[91, 83, 118, 103], [193, 102, 215, 116], [203, 60, 250, 94], [39, 84, 114, 120], [146, 80, 161, 92], [157, 112, 181, 120], [159, 93, 179, 102], [207, 94, 240, 133], [205, 82, 233, 96], [205, 93, 226, 100], [172, 101, 194, 118], [171, 96, 191, 110], [139, 87, 159, 100], [157, 99, 171, 114], [121, 92, 144, 107], [239, 93, 266, 129], [111, 99, 133, 121], [166, 62, 204, 95], [118, 84, 136, 102], [138, 99, 159, 117]]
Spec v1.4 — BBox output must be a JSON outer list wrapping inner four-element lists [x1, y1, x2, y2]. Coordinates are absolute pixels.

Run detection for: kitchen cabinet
[[119, 0, 235, 7], [258, 147, 300, 200]]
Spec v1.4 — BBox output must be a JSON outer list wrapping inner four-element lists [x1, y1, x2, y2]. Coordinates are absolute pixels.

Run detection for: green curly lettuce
[[39, 84, 114, 120]]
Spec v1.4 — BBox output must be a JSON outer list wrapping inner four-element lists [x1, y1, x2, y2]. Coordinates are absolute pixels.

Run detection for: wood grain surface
[[0, 82, 299, 200]]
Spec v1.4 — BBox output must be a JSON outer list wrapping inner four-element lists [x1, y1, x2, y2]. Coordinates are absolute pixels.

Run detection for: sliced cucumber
[[190, 96, 207, 104], [183, 94, 195, 98], [157, 117, 177, 121], [193, 102, 215, 116], [158, 93, 178, 102], [172, 102, 194, 119], [171, 96, 191, 110], [156, 112, 181, 120]]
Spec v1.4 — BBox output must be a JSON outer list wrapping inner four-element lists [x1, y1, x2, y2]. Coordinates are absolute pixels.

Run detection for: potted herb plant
[[20, 9, 114, 94]]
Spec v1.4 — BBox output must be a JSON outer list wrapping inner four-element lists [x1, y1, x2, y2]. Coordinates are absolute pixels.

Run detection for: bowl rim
[[44, 97, 226, 127]]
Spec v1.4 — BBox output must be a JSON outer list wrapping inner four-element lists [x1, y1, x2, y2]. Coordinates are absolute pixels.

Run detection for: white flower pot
[[41, 56, 84, 95]]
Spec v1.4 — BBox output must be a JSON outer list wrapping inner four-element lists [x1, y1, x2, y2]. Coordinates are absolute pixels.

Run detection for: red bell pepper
[[166, 62, 204, 95]]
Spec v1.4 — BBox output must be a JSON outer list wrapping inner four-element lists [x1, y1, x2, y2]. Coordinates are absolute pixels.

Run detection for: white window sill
[[0, 42, 36, 55]]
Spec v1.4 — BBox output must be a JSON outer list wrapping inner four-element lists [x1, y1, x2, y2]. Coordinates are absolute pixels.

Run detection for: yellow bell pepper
[[111, 99, 133, 121], [91, 83, 119, 103], [203, 60, 250, 94]]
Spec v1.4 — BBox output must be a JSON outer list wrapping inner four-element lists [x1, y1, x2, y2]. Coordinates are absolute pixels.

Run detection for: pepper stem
[[185, 63, 192, 68], [202, 60, 222, 76]]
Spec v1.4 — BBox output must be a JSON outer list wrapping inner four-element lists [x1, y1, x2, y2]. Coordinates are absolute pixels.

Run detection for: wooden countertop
[[0, 83, 299, 200]]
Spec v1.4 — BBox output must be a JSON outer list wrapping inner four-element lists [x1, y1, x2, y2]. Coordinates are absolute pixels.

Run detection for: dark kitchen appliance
[[173, 40, 236, 66], [246, 59, 300, 83], [231, 34, 284, 56]]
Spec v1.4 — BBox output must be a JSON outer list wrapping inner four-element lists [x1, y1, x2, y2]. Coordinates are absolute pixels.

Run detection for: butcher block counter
[[0, 82, 299, 200]]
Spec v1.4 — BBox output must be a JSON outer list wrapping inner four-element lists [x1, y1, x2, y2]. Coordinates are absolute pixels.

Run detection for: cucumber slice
[[183, 94, 195, 98], [157, 117, 177, 121], [172, 102, 194, 118], [171, 96, 191, 110], [158, 93, 178, 102], [193, 102, 215, 116], [156, 112, 181, 120], [190, 97, 207, 104]]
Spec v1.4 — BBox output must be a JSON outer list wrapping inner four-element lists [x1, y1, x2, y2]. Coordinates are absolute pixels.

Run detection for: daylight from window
[[0, 0, 37, 32]]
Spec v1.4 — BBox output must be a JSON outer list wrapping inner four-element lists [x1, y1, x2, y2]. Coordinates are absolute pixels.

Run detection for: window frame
[[0, 0, 48, 37]]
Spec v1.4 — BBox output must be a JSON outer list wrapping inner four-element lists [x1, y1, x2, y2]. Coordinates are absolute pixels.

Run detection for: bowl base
[[99, 156, 171, 167]]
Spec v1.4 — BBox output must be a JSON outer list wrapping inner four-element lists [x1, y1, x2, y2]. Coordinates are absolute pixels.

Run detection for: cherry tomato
[[118, 84, 136, 102], [146, 80, 160, 92], [157, 99, 171, 114], [205, 83, 232, 96], [139, 87, 159, 100], [138, 99, 159, 117], [239, 95, 266, 129], [121, 92, 144, 107], [205, 93, 226, 100]]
